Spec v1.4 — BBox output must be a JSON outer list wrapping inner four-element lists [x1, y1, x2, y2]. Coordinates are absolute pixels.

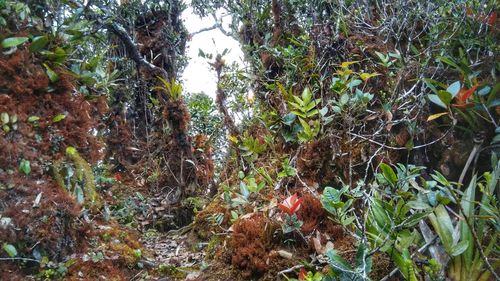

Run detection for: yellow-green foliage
[[52, 159, 65, 191], [152, 76, 183, 101], [66, 146, 101, 209], [52, 147, 101, 209]]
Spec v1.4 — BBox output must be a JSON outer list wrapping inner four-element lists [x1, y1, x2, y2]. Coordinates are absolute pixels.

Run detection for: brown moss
[[296, 193, 325, 234], [230, 213, 274, 277], [193, 134, 215, 191], [296, 138, 335, 186], [66, 260, 127, 281], [369, 252, 394, 280], [0, 178, 89, 262], [0, 40, 103, 277], [0, 262, 26, 281]]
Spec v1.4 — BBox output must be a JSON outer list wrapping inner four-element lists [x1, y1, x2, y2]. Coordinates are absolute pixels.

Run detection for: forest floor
[[140, 229, 205, 280]]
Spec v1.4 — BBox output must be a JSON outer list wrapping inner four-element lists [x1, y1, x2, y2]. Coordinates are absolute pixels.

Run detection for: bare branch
[[190, 24, 218, 36]]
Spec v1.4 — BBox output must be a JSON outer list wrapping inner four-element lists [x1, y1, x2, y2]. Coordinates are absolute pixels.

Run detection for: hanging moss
[[52, 158, 65, 191], [65, 146, 101, 209], [52, 147, 102, 210]]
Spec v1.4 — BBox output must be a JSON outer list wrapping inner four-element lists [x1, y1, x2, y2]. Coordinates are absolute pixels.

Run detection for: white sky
[[181, 7, 243, 97]]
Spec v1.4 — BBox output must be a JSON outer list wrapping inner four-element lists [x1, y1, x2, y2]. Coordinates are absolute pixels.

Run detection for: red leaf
[[278, 193, 303, 214], [454, 84, 478, 108], [278, 203, 292, 214], [487, 12, 497, 26], [289, 197, 303, 214], [298, 268, 307, 280]]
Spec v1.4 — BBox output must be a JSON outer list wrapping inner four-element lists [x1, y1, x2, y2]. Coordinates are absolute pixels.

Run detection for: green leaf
[[19, 159, 31, 175], [446, 81, 461, 97], [43, 63, 59, 82], [355, 243, 372, 274], [321, 186, 346, 213], [326, 249, 352, 272], [428, 94, 447, 109], [299, 118, 311, 135], [340, 93, 349, 105], [1, 112, 9, 125], [403, 211, 431, 227], [371, 199, 390, 231], [282, 113, 296, 126], [2, 243, 17, 257], [380, 163, 398, 186], [460, 175, 476, 265], [27, 116, 40, 122], [301, 87, 313, 104], [375, 51, 388, 63], [348, 79, 362, 89], [438, 56, 460, 69], [437, 90, 452, 106], [52, 114, 66, 123], [429, 205, 454, 252], [29, 36, 49, 53], [2, 124, 10, 133], [390, 249, 418, 281], [450, 240, 469, 256], [1, 37, 29, 48], [407, 200, 431, 210]]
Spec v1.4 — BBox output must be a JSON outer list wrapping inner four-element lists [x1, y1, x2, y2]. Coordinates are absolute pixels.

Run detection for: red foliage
[[453, 84, 478, 108], [278, 193, 303, 215], [298, 267, 307, 280]]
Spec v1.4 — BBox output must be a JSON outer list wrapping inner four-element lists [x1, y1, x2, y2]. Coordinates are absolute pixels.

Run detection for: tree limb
[[106, 22, 169, 80]]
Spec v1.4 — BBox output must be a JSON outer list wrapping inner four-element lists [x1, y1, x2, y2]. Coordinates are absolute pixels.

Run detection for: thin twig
[[0, 257, 40, 263], [348, 126, 452, 151]]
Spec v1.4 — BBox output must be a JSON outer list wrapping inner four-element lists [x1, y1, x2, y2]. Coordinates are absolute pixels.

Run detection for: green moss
[[52, 159, 65, 190], [66, 147, 101, 209], [51, 147, 102, 210], [158, 264, 186, 278], [206, 236, 220, 258]]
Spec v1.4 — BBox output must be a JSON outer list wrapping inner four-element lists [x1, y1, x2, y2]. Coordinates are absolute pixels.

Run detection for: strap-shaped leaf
[[1, 37, 29, 48]]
